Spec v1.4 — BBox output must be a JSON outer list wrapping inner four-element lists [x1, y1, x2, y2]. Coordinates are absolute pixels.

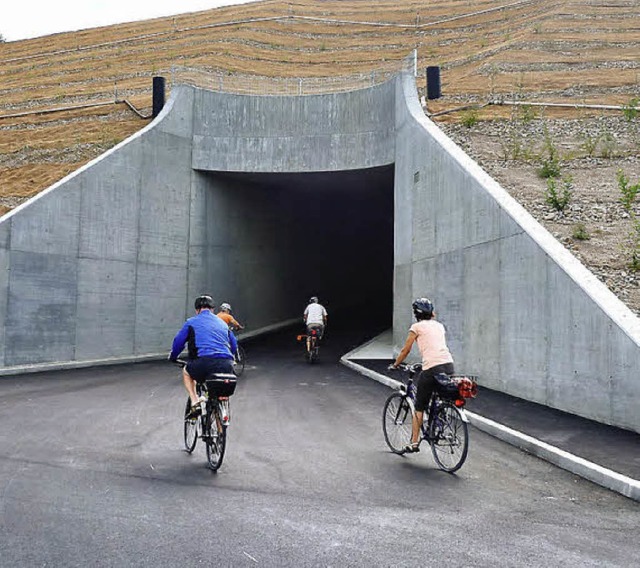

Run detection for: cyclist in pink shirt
[[389, 298, 454, 453]]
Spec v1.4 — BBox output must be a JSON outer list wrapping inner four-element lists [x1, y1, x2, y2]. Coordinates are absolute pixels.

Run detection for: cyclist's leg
[[412, 371, 438, 445], [182, 366, 199, 406]]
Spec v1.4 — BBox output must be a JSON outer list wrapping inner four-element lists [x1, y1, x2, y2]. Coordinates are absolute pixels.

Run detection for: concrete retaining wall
[[392, 71, 640, 433]]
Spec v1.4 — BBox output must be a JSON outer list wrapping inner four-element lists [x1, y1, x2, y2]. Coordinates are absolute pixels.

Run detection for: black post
[[426, 66, 441, 100], [152, 76, 166, 118]]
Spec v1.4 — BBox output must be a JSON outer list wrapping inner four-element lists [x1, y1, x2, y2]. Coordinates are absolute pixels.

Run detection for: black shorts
[[186, 357, 235, 382], [414, 362, 455, 412]]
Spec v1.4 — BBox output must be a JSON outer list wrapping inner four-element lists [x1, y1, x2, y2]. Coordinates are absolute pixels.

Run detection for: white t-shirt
[[304, 303, 327, 325]]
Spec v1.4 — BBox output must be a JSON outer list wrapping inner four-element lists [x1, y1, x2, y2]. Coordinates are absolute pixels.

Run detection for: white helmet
[[220, 302, 232, 311]]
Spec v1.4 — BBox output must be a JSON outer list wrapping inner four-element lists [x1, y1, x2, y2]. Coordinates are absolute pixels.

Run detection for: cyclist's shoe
[[187, 403, 202, 419], [403, 442, 420, 453]]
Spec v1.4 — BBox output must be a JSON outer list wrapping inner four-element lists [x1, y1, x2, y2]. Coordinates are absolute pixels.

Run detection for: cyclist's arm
[[169, 323, 189, 361], [390, 330, 417, 368], [228, 329, 238, 356], [231, 316, 244, 330]]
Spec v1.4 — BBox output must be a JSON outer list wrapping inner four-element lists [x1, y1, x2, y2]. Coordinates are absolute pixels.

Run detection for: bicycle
[[233, 344, 246, 376], [178, 360, 237, 471], [382, 363, 478, 473], [297, 328, 320, 363], [227, 325, 246, 377]]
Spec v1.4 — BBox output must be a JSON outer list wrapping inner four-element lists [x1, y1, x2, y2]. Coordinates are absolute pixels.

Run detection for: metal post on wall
[[152, 76, 166, 119], [424, 66, 442, 113]]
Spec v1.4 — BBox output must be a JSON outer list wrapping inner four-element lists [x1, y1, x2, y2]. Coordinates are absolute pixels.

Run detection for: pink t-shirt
[[410, 320, 453, 370]]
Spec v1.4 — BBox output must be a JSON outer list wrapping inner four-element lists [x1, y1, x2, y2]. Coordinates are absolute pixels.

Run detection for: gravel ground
[[438, 112, 640, 315]]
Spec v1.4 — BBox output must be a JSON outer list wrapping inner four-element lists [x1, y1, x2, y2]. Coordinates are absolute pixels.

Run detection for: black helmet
[[310, 296, 319, 304], [194, 295, 215, 310], [412, 297, 434, 319]]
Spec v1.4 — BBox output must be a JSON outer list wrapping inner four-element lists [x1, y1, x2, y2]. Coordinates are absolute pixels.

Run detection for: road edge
[[340, 356, 640, 502]]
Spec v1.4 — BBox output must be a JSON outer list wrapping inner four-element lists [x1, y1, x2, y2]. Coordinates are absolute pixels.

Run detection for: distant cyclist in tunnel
[[169, 295, 237, 417], [388, 297, 454, 453], [303, 296, 328, 350], [217, 302, 245, 331]]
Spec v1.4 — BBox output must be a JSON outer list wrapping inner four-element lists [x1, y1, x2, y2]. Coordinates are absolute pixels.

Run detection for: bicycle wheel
[[429, 403, 469, 473], [382, 392, 413, 454], [233, 345, 246, 377], [205, 406, 227, 471], [183, 398, 198, 453]]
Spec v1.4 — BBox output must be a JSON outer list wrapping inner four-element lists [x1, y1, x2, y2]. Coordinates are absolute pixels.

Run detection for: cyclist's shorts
[[186, 357, 235, 383], [415, 362, 454, 412]]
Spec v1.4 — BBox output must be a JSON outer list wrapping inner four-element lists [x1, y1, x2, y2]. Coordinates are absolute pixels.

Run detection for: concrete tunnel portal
[[196, 165, 395, 327], [3, 68, 640, 433]]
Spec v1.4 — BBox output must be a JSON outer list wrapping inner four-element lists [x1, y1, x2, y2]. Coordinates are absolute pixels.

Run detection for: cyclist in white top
[[303, 296, 327, 348]]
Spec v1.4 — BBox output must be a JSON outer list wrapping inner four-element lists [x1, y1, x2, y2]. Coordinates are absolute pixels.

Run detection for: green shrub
[[572, 223, 590, 241], [618, 169, 640, 212], [622, 97, 639, 121], [546, 175, 572, 212], [580, 134, 599, 157], [628, 219, 640, 272], [538, 128, 561, 178], [599, 132, 616, 158], [519, 104, 536, 123], [460, 108, 479, 128]]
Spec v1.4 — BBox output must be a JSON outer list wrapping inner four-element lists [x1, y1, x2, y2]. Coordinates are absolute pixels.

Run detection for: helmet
[[310, 296, 319, 304], [220, 303, 231, 311], [412, 297, 434, 319], [194, 295, 215, 310]]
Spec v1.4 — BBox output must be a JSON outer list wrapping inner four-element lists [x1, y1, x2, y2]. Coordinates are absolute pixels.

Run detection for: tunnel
[[3, 67, 640, 433], [194, 165, 395, 331]]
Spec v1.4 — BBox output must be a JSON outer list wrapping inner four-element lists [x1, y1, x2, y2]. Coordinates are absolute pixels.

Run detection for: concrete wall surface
[[0, 87, 197, 369], [393, 71, 640, 433], [0, 83, 394, 373]]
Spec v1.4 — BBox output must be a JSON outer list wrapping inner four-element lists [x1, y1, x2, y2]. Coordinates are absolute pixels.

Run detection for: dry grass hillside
[[1, 0, 639, 310]]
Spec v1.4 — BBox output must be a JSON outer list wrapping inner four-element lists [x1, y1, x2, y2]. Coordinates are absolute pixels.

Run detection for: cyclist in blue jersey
[[169, 295, 238, 416]]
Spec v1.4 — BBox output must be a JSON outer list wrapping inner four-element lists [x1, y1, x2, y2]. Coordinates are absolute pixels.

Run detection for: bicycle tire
[[382, 392, 413, 454], [233, 345, 246, 377], [183, 398, 198, 453], [205, 405, 227, 471], [429, 403, 469, 473]]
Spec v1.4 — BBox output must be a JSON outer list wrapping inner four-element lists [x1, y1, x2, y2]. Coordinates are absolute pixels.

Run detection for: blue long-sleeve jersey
[[170, 309, 237, 360]]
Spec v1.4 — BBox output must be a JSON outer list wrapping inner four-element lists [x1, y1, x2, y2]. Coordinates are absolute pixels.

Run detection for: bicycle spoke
[[430, 404, 469, 472], [382, 393, 412, 454]]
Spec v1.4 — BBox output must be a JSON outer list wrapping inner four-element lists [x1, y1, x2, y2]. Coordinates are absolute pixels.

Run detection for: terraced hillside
[[1, 0, 639, 310]]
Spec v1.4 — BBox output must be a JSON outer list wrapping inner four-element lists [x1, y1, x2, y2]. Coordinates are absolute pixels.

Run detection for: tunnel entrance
[[195, 165, 394, 332]]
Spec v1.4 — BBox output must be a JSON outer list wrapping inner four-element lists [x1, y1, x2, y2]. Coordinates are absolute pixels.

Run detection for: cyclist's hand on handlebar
[[387, 363, 398, 371]]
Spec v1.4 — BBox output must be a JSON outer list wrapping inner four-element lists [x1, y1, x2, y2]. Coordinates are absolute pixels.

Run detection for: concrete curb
[[340, 356, 640, 502], [0, 319, 301, 377]]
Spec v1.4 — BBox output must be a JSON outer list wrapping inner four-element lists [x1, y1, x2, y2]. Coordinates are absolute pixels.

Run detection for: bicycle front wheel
[[206, 407, 227, 471], [183, 398, 198, 453], [233, 345, 246, 377], [382, 392, 413, 454], [429, 403, 469, 473]]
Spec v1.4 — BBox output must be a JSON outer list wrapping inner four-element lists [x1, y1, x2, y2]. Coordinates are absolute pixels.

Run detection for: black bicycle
[[179, 361, 237, 471], [382, 363, 477, 473]]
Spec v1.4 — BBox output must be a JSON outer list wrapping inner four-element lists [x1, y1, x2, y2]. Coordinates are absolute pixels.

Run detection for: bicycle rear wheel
[[233, 345, 246, 377], [183, 398, 198, 453], [205, 406, 227, 471], [382, 392, 413, 454], [429, 403, 469, 472]]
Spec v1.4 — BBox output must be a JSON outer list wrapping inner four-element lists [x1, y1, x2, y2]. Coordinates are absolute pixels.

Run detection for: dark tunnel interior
[[199, 164, 395, 331]]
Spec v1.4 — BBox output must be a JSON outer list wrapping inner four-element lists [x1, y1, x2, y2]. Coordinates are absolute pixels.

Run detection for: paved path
[[0, 324, 637, 567]]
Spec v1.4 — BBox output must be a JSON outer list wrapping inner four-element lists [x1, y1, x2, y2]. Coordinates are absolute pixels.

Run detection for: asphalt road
[[0, 323, 637, 567]]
